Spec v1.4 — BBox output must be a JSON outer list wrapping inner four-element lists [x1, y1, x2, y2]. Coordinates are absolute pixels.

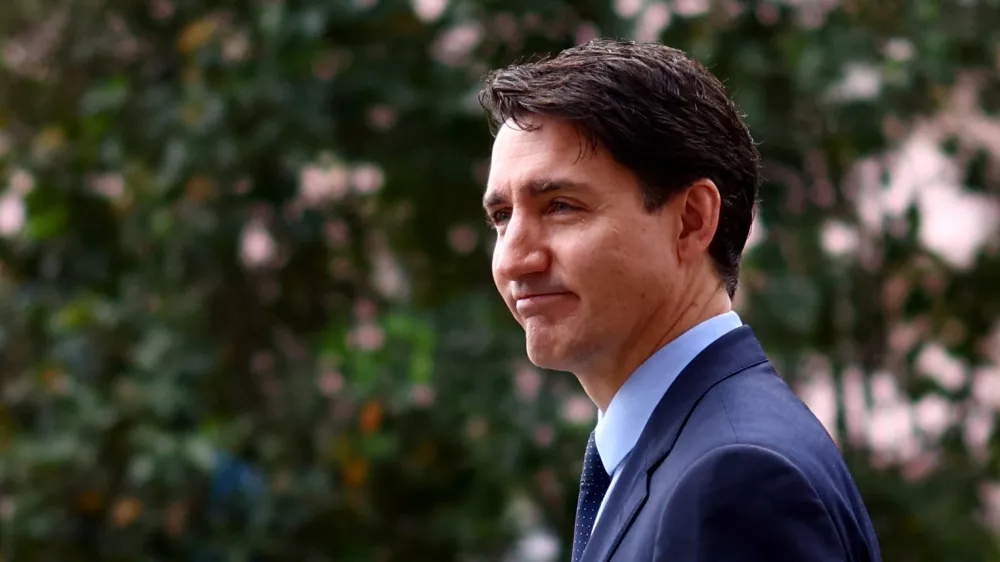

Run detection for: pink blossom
[[635, 3, 671, 42], [313, 51, 346, 80], [299, 164, 349, 205], [493, 13, 519, 43], [367, 105, 397, 131], [432, 21, 483, 67], [351, 164, 385, 194], [841, 366, 869, 447], [796, 3, 827, 30], [797, 368, 837, 440], [239, 221, 277, 268], [972, 367, 1000, 409], [916, 343, 967, 392], [318, 370, 344, 396], [349, 323, 385, 351], [901, 451, 939, 482], [411, 0, 447, 22], [232, 178, 251, 194], [821, 220, 859, 257], [884, 38, 915, 62], [371, 247, 408, 300], [89, 173, 126, 200], [448, 224, 477, 254], [964, 407, 994, 460], [150, 0, 174, 20], [980, 481, 1000, 529], [0, 194, 25, 236], [888, 321, 923, 354], [755, 1, 780, 25], [9, 169, 34, 195], [353, 299, 377, 321], [871, 370, 901, 406], [514, 364, 542, 403], [867, 404, 914, 460], [612, 0, 642, 18], [674, 0, 709, 17], [575, 23, 599, 45], [914, 394, 953, 440], [410, 383, 435, 407], [744, 215, 766, 251], [561, 394, 595, 425], [721, 0, 746, 18], [533, 425, 554, 447]]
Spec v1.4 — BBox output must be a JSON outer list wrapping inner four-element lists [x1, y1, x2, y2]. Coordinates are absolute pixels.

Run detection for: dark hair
[[478, 39, 760, 298]]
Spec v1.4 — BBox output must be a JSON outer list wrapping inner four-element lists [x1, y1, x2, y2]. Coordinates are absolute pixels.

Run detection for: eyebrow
[[482, 178, 591, 209]]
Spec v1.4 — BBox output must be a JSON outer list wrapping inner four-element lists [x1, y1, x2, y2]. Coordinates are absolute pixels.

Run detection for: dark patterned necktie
[[571, 432, 611, 562]]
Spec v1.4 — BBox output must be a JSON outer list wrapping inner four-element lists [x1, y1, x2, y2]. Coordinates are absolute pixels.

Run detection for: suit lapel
[[581, 326, 770, 562]]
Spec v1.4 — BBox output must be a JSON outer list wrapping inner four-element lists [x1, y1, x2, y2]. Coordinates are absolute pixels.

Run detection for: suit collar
[[594, 312, 743, 476], [582, 325, 770, 562]]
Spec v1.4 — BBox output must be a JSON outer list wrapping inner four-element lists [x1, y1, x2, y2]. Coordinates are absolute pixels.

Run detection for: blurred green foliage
[[0, 0, 999, 560]]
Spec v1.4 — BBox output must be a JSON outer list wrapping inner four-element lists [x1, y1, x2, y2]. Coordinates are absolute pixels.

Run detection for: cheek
[[556, 225, 631, 286], [560, 223, 667, 300]]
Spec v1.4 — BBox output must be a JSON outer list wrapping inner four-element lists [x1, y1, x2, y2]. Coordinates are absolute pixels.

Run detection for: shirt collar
[[594, 311, 743, 475]]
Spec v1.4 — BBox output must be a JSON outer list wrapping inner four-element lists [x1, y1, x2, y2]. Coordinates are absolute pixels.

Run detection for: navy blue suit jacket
[[581, 326, 881, 561]]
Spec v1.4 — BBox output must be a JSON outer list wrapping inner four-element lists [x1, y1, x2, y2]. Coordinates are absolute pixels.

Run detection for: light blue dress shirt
[[592, 311, 744, 527]]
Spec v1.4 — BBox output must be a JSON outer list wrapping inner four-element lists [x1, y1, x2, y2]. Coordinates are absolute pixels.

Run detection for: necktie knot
[[581, 434, 610, 485]]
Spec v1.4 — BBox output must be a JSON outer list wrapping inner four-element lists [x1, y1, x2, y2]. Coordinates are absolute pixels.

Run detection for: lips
[[514, 292, 574, 317]]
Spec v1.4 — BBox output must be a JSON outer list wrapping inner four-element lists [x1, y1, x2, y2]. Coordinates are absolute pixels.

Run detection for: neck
[[577, 286, 732, 412]]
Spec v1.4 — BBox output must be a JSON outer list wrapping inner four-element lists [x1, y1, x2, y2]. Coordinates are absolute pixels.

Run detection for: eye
[[548, 200, 575, 213], [486, 209, 511, 229]]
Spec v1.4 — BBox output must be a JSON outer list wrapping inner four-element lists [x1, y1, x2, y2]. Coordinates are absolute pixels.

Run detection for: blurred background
[[0, 0, 999, 560]]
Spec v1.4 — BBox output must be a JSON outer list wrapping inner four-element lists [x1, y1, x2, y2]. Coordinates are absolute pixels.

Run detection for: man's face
[[484, 117, 683, 374]]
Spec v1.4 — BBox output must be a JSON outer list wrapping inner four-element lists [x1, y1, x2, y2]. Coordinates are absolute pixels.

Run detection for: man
[[478, 39, 881, 562]]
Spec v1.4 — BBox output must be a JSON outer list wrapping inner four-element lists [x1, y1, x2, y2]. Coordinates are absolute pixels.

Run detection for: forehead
[[491, 117, 582, 162], [485, 117, 616, 194]]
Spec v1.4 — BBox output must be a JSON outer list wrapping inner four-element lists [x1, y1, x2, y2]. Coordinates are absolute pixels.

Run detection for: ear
[[675, 179, 721, 263]]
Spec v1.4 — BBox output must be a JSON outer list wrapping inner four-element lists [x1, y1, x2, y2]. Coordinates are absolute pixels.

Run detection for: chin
[[524, 345, 557, 370], [521, 313, 595, 371], [524, 334, 577, 373]]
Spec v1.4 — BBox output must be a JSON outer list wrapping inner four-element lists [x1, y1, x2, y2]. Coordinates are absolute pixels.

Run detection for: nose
[[493, 213, 550, 281]]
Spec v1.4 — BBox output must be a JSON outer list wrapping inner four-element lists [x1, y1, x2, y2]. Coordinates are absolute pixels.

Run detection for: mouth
[[514, 292, 574, 317]]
